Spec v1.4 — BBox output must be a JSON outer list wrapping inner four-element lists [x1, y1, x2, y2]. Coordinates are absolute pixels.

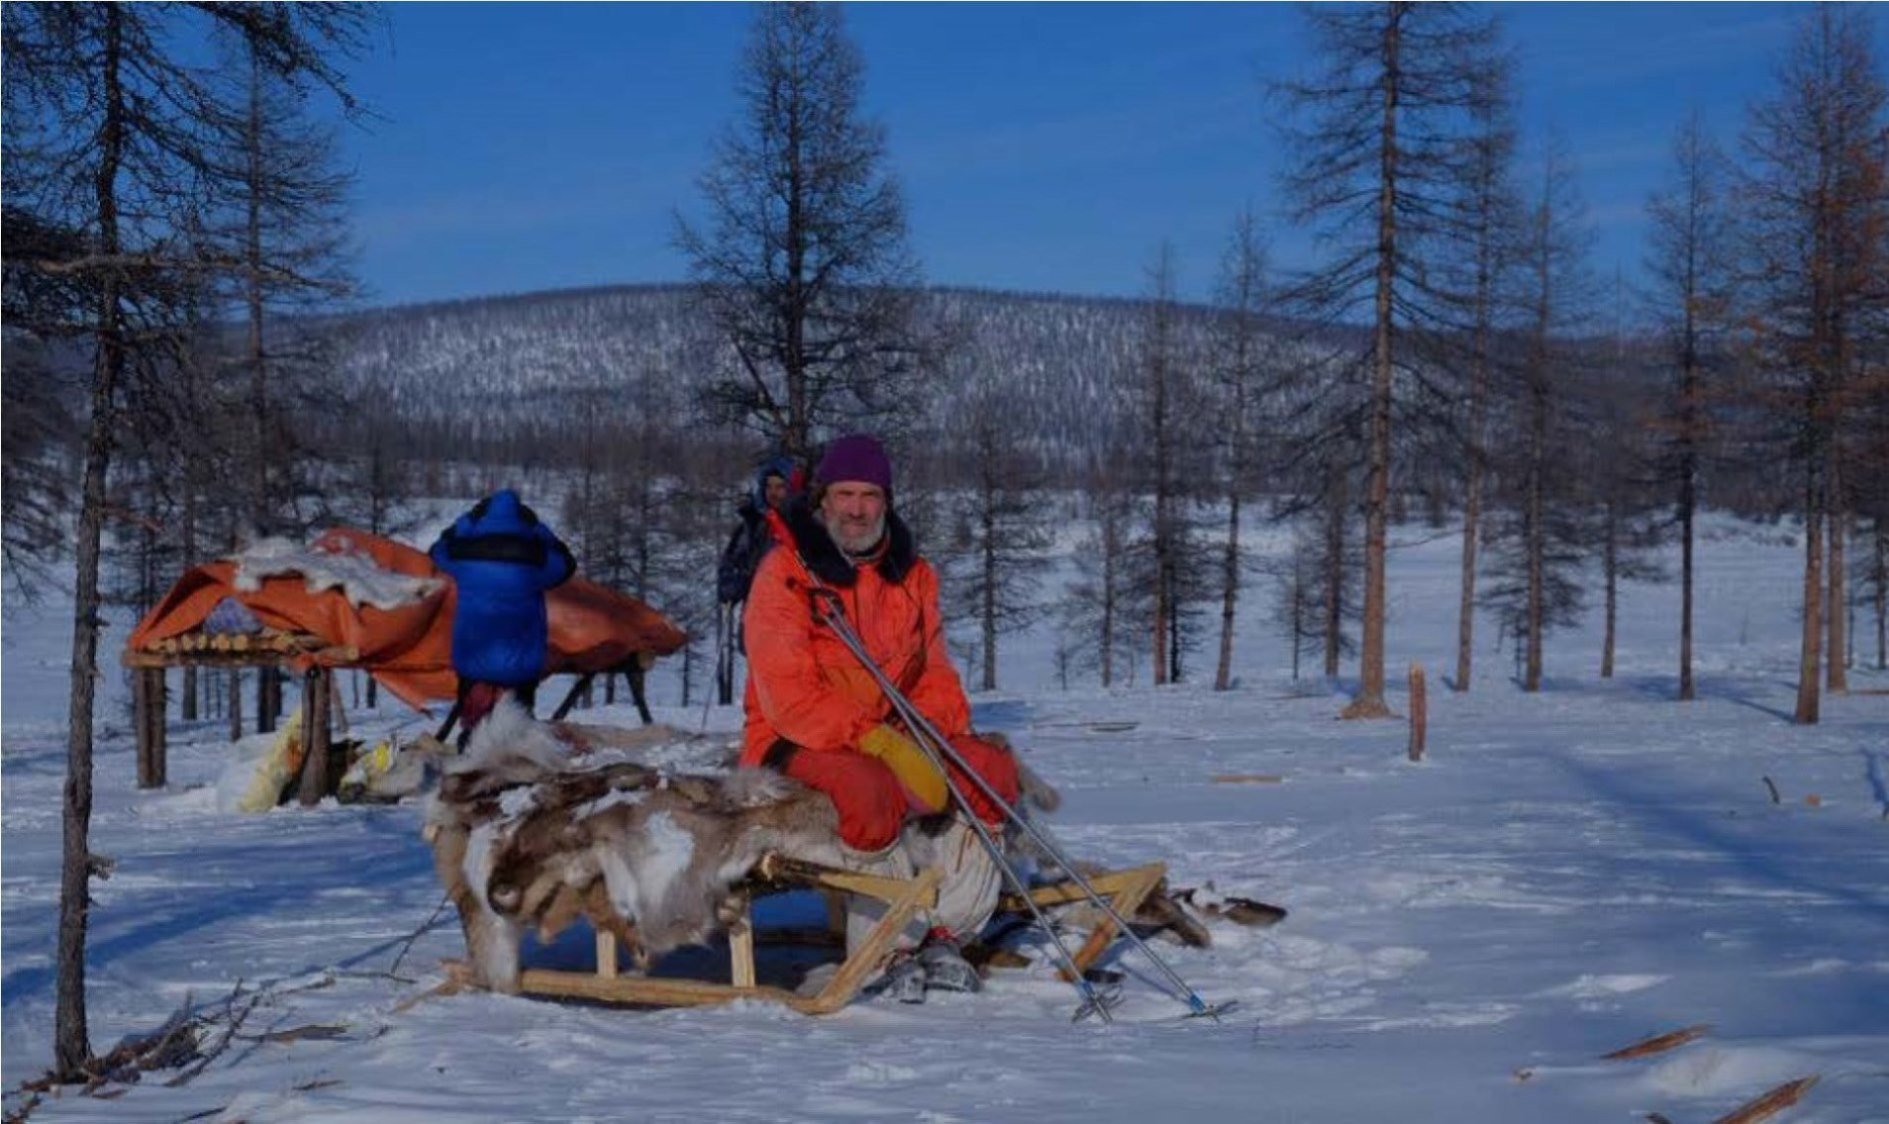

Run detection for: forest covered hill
[[330, 284, 1250, 464]]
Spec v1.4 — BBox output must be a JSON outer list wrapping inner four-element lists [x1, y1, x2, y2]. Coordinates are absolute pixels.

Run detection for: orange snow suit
[[740, 504, 1017, 850]]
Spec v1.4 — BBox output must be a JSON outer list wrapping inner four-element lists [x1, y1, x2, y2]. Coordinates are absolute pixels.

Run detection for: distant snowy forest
[[14, 277, 1881, 700]]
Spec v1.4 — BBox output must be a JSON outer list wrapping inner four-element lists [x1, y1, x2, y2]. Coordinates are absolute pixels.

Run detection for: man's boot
[[880, 951, 927, 1004], [917, 929, 981, 994]]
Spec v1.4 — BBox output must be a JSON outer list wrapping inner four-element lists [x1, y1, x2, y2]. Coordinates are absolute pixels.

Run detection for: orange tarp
[[124, 528, 688, 711]]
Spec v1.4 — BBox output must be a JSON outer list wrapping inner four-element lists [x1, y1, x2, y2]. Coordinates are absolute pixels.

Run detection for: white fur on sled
[[424, 701, 845, 991]]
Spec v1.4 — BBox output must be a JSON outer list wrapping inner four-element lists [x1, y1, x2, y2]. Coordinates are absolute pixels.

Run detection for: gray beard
[[824, 513, 886, 558]]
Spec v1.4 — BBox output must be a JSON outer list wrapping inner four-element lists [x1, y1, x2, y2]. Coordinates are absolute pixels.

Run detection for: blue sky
[[335, 3, 1884, 310]]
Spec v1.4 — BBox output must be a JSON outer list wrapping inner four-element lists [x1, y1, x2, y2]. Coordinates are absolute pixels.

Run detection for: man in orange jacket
[[741, 433, 1020, 1002]]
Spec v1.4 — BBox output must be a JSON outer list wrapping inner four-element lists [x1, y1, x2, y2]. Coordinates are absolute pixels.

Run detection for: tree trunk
[[1292, 566, 1305, 681], [1324, 483, 1345, 680], [783, 113, 810, 463], [1678, 344, 1699, 701], [1524, 375, 1546, 693], [981, 492, 998, 691], [1601, 501, 1619, 679], [1167, 556, 1183, 683], [1455, 133, 1498, 696], [180, 456, 201, 721], [1215, 489, 1241, 691], [1794, 472, 1824, 725], [246, 53, 270, 533], [1825, 457, 1847, 693], [1455, 406, 1485, 694], [1344, 8, 1400, 721], [1100, 516, 1117, 689], [56, 7, 134, 1075], [1152, 518, 1170, 688], [1874, 521, 1886, 670]]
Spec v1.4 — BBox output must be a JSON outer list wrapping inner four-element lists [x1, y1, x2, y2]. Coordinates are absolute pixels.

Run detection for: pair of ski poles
[[808, 586, 1228, 1024]]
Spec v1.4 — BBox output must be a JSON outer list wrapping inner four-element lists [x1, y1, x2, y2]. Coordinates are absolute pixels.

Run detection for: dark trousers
[[456, 678, 539, 746]]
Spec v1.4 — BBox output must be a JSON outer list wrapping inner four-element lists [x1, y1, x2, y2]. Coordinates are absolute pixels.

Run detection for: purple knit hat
[[814, 434, 893, 494]]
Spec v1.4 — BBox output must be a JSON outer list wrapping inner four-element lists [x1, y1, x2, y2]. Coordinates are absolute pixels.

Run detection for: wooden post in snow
[[1407, 663, 1427, 763], [296, 667, 332, 806], [134, 667, 167, 788], [133, 667, 151, 785], [228, 668, 244, 741]]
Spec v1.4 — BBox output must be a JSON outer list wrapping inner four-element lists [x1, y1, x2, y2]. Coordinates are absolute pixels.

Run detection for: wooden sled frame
[[467, 857, 940, 1015], [447, 855, 1168, 1015], [997, 861, 1168, 981]]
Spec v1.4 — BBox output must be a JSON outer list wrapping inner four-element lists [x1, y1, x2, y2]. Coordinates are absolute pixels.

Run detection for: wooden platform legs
[[296, 667, 333, 806], [134, 667, 167, 789]]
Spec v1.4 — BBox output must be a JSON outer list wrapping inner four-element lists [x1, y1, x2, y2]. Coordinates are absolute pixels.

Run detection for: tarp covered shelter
[[124, 528, 688, 711]]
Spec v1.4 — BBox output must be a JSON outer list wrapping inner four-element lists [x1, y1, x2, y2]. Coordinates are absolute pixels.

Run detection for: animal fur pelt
[[423, 700, 847, 992]]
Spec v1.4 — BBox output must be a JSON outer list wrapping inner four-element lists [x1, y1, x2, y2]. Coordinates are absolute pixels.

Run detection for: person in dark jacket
[[716, 455, 797, 607], [714, 455, 799, 703], [429, 489, 576, 735]]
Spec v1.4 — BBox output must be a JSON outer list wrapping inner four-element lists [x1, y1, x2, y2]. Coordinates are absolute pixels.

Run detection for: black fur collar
[[781, 497, 915, 587]]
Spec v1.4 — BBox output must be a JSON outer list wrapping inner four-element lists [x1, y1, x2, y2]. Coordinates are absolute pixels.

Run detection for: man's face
[[819, 482, 887, 554], [763, 474, 789, 510]]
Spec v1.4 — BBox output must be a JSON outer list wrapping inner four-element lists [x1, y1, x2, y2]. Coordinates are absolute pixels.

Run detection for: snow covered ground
[[5, 513, 1887, 1122]]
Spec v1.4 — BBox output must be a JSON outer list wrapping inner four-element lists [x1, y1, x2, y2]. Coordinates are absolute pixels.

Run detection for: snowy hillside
[[3, 513, 1887, 1122], [332, 285, 1234, 460]]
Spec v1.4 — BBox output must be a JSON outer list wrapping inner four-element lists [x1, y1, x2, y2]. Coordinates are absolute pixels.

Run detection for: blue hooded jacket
[[429, 490, 576, 686]]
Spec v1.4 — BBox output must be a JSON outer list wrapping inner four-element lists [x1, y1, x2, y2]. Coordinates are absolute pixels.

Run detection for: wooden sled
[[445, 855, 1168, 1015]]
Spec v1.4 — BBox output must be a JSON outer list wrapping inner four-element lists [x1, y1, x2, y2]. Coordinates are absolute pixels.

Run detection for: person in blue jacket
[[429, 489, 576, 735]]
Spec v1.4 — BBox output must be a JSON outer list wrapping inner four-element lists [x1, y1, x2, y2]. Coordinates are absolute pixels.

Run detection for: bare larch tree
[[1275, 0, 1505, 717], [676, 2, 925, 462], [941, 359, 1055, 691], [1644, 110, 1735, 701], [1208, 208, 1273, 691], [1, 1, 369, 1077], [1447, 55, 1520, 693], [1738, 3, 1889, 724]]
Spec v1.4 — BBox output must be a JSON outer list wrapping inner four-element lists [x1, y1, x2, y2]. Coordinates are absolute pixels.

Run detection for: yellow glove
[[858, 724, 948, 813]]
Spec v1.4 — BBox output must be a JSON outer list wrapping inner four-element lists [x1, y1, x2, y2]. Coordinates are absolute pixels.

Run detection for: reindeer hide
[[424, 701, 846, 991]]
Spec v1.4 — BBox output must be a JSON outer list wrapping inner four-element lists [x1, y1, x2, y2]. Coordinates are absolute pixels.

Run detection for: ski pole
[[812, 591, 1223, 1019], [914, 757, 1118, 1023], [808, 621, 1115, 1020]]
